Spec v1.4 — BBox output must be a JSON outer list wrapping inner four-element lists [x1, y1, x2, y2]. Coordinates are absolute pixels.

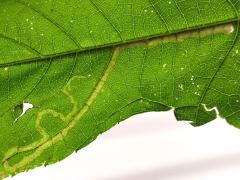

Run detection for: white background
[[7, 110, 240, 180]]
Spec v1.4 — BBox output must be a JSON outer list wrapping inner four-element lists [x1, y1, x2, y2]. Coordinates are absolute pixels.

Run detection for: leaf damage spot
[[101, 23, 236, 53], [225, 24, 234, 34], [14, 102, 34, 123], [202, 104, 220, 118], [146, 23, 235, 48]]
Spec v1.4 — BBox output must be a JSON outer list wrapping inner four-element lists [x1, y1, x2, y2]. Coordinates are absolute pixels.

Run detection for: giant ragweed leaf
[[0, 0, 240, 178]]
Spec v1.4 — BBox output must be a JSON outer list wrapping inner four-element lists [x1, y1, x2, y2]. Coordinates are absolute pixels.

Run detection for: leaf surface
[[0, 0, 240, 178]]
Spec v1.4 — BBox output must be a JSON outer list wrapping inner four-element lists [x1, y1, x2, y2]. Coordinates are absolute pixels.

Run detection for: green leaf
[[0, 0, 240, 178]]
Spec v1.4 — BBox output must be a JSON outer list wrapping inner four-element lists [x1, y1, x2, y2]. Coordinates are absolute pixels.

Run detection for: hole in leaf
[[13, 102, 33, 123], [202, 104, 220, 117]]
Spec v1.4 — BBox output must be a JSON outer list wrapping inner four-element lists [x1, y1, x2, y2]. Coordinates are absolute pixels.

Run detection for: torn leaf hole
[[13, 102, 33, 123], [202, 104, 220, 117]]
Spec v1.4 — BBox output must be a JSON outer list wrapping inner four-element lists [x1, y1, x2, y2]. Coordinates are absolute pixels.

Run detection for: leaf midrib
[[1, 18, 238, 68]]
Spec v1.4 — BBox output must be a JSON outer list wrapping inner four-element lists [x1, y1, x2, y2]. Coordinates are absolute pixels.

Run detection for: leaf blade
[[1, 0, 240, 178]]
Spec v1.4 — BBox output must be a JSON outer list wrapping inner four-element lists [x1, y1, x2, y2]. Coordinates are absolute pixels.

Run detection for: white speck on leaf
[[194, 92, 200, 96], [178, 84, 184, 91], [226, 24, 234, 34]]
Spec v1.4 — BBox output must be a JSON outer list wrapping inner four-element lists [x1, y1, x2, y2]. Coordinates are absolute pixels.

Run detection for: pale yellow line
[[3, 47, 121, 174]]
